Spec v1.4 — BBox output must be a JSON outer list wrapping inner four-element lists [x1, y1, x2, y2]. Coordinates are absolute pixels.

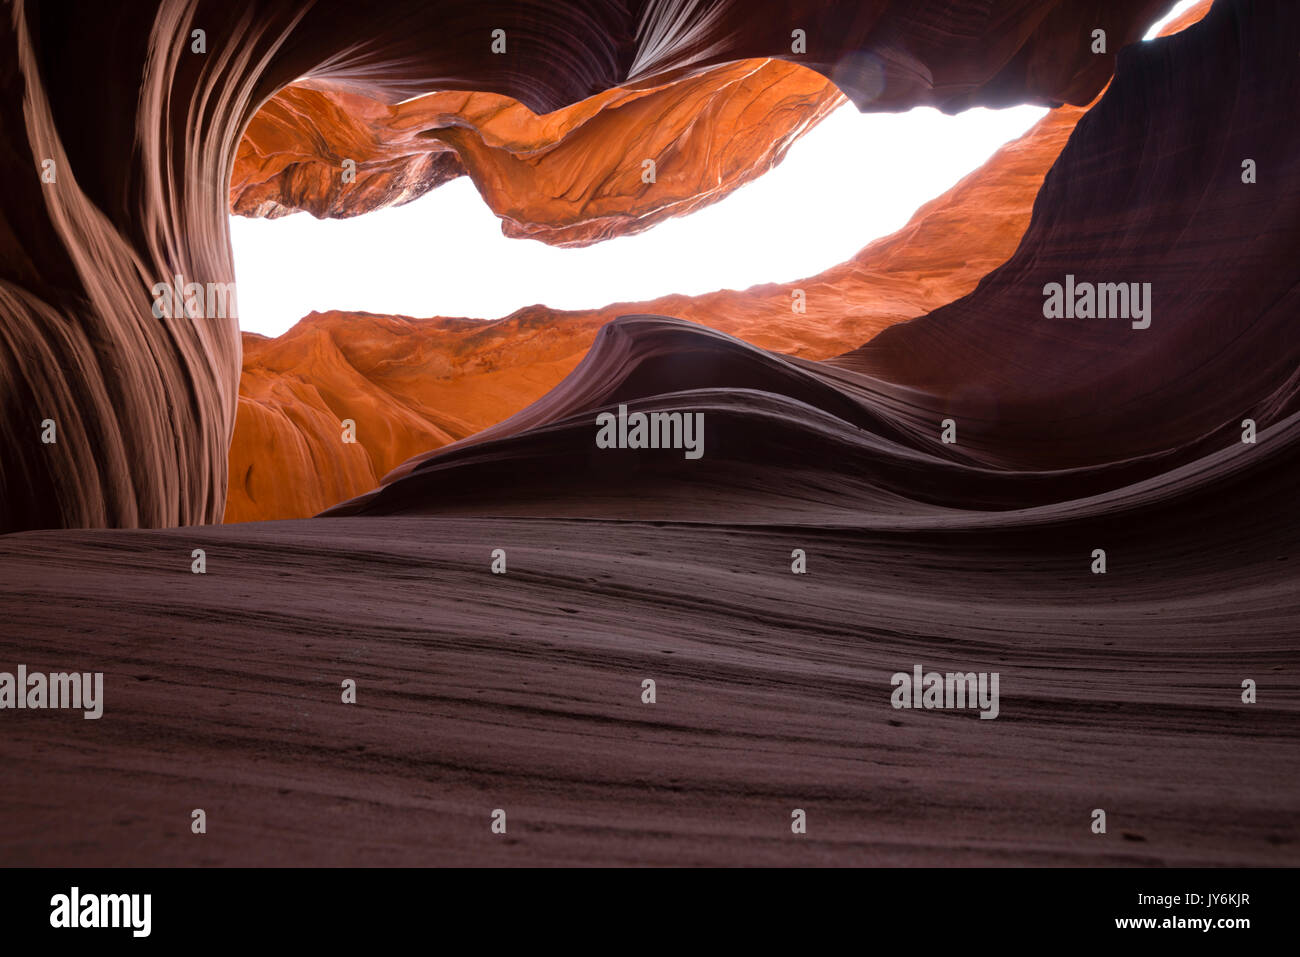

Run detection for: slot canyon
[[0, 0, 1296, 868]]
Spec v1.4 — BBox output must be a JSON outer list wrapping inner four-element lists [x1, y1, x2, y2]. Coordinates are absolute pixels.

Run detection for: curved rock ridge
[[324, 304, 1293, 524], [0, 0, 1168, 531], [232, 59, 846, 246], [329, 0, 1291, 521]]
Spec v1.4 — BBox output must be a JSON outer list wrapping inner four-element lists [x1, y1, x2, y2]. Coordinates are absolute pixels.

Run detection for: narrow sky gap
[[1144, 0, 1199, 38], [231, 0, 1199, 339], [232, 104, 1045, 336]]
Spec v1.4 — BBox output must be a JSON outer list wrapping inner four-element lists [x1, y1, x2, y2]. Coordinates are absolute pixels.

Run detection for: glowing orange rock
[[232, 60, 846, 246]]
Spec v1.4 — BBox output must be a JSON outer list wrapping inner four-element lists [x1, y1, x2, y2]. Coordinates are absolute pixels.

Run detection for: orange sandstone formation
[[232, 60, 846, 246]]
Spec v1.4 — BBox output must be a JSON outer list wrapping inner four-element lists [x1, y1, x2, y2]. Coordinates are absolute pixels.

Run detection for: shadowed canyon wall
[[0, 0, 1167, 533]]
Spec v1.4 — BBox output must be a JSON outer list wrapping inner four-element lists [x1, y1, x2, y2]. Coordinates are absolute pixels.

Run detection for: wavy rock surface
[[0, 0, 1166, 533], [3, 494, 1296, 866]]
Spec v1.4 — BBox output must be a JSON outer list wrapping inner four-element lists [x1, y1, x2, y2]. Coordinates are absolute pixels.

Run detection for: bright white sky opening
[[231, 0, 1198, 338]]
